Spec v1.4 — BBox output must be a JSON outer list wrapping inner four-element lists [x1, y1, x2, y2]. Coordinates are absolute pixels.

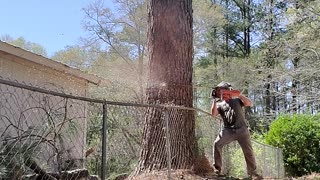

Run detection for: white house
[[0, 41, 104, 173]]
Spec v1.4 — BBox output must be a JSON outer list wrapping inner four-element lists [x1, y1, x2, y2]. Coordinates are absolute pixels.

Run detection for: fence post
[[101, 101, 107, 180], [262, 145, 266, 177], [165, 108, 171, 180], [277, 148, 281, 178]]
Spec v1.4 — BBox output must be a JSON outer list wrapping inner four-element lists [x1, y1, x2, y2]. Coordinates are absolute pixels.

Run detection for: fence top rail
[[0, 78, 210, 113], [0, 78, 105, 103]]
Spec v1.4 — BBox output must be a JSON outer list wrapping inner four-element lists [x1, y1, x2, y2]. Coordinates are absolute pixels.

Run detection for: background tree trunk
[[135, 0, 195, 174]]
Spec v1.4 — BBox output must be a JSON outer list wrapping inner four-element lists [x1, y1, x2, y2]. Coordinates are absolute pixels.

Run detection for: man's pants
[[213, 126, 257, 175]]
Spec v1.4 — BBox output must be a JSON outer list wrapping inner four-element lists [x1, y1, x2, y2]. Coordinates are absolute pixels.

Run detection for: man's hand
[[211, 99, 219, 117]]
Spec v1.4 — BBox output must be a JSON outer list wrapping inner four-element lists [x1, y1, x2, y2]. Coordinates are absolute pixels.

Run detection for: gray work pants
[[213, 126, 257, 175]]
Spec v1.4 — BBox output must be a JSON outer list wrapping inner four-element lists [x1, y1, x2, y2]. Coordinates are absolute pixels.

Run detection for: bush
[[265, 114, 320, 177]]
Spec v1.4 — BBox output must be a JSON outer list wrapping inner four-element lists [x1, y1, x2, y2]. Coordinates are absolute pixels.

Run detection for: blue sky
[[0, 0, 114, 57]]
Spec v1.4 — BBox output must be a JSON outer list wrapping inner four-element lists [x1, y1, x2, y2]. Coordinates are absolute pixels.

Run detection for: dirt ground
[[127, 170, 320, 180], [128, 169, 224, 180], [127, 169, 262, 180], [288, 173, 320, 180], [124, 157, 320, 180]]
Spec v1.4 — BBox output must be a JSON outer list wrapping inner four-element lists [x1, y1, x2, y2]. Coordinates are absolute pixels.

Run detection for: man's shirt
[[216, 98, 247, 128]]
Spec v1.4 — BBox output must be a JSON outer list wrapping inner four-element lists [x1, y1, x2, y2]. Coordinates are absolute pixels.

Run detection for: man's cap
[[216, 81, 232, 89]]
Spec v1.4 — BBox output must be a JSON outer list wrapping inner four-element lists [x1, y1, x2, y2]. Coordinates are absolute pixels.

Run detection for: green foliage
[[0, 140, 39, 179], [251, 131, 266, 143], [86, 109, 103, 175], [106, 157, 133, 178], [226, 145, 247, 177], [52, 46, 95, 70], [265, 114, 320, 176], [86, 105, 142, 178]]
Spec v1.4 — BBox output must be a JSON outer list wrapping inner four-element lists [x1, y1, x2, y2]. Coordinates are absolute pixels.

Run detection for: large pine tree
[[135, 0, 196, 174]]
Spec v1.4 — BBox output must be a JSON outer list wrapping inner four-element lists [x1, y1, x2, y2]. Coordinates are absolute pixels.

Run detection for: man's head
[[211, 81, 234, 99], [216, 81, 232, 90]]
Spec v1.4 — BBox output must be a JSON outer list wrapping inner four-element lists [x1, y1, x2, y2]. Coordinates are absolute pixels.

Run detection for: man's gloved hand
[[211, 89, 216, 98]]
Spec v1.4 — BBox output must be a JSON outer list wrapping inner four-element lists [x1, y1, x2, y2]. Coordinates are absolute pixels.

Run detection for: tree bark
[[264, 0, 276, 118], [292, 57, 299, 113], [135, 0, 195, 174], [243, 0, 251, 56]]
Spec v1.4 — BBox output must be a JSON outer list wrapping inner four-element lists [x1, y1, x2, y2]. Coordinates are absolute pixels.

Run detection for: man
[[211, 81, 261, 179]]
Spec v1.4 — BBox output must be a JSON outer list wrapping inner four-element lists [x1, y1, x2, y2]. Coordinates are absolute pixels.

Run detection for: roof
[[0, 41, 106, 85]]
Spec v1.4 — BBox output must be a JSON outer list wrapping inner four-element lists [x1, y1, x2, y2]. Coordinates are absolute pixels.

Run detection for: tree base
[[129, 154, 215, 179], [128, 169, 205, 180]]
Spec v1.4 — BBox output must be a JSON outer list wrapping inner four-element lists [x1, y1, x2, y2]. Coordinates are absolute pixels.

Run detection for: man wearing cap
[[211, 81, 261, 179]]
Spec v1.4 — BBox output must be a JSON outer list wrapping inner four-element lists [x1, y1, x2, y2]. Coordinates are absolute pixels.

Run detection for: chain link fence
[[0, 77, 284, 179]]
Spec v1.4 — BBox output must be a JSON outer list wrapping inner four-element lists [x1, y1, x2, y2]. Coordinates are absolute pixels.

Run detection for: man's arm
[[239, 94, 253, 107], [211, 100, 220, 116]]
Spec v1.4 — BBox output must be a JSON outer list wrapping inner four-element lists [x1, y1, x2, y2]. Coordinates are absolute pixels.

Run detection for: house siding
[[0, 51, 88, 171]]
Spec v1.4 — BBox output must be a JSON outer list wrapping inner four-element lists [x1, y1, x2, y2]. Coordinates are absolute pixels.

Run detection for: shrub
[[265, 114, 320, 177]]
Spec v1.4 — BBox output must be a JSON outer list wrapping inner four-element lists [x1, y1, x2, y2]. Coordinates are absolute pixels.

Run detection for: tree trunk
[[244, 0, 251, 56], [225, 0, 229, 59], [135, 0, 195, 174], [264, 0, 275, 119], [292, 57, 299, 113], [138, 41, 145, 103]]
